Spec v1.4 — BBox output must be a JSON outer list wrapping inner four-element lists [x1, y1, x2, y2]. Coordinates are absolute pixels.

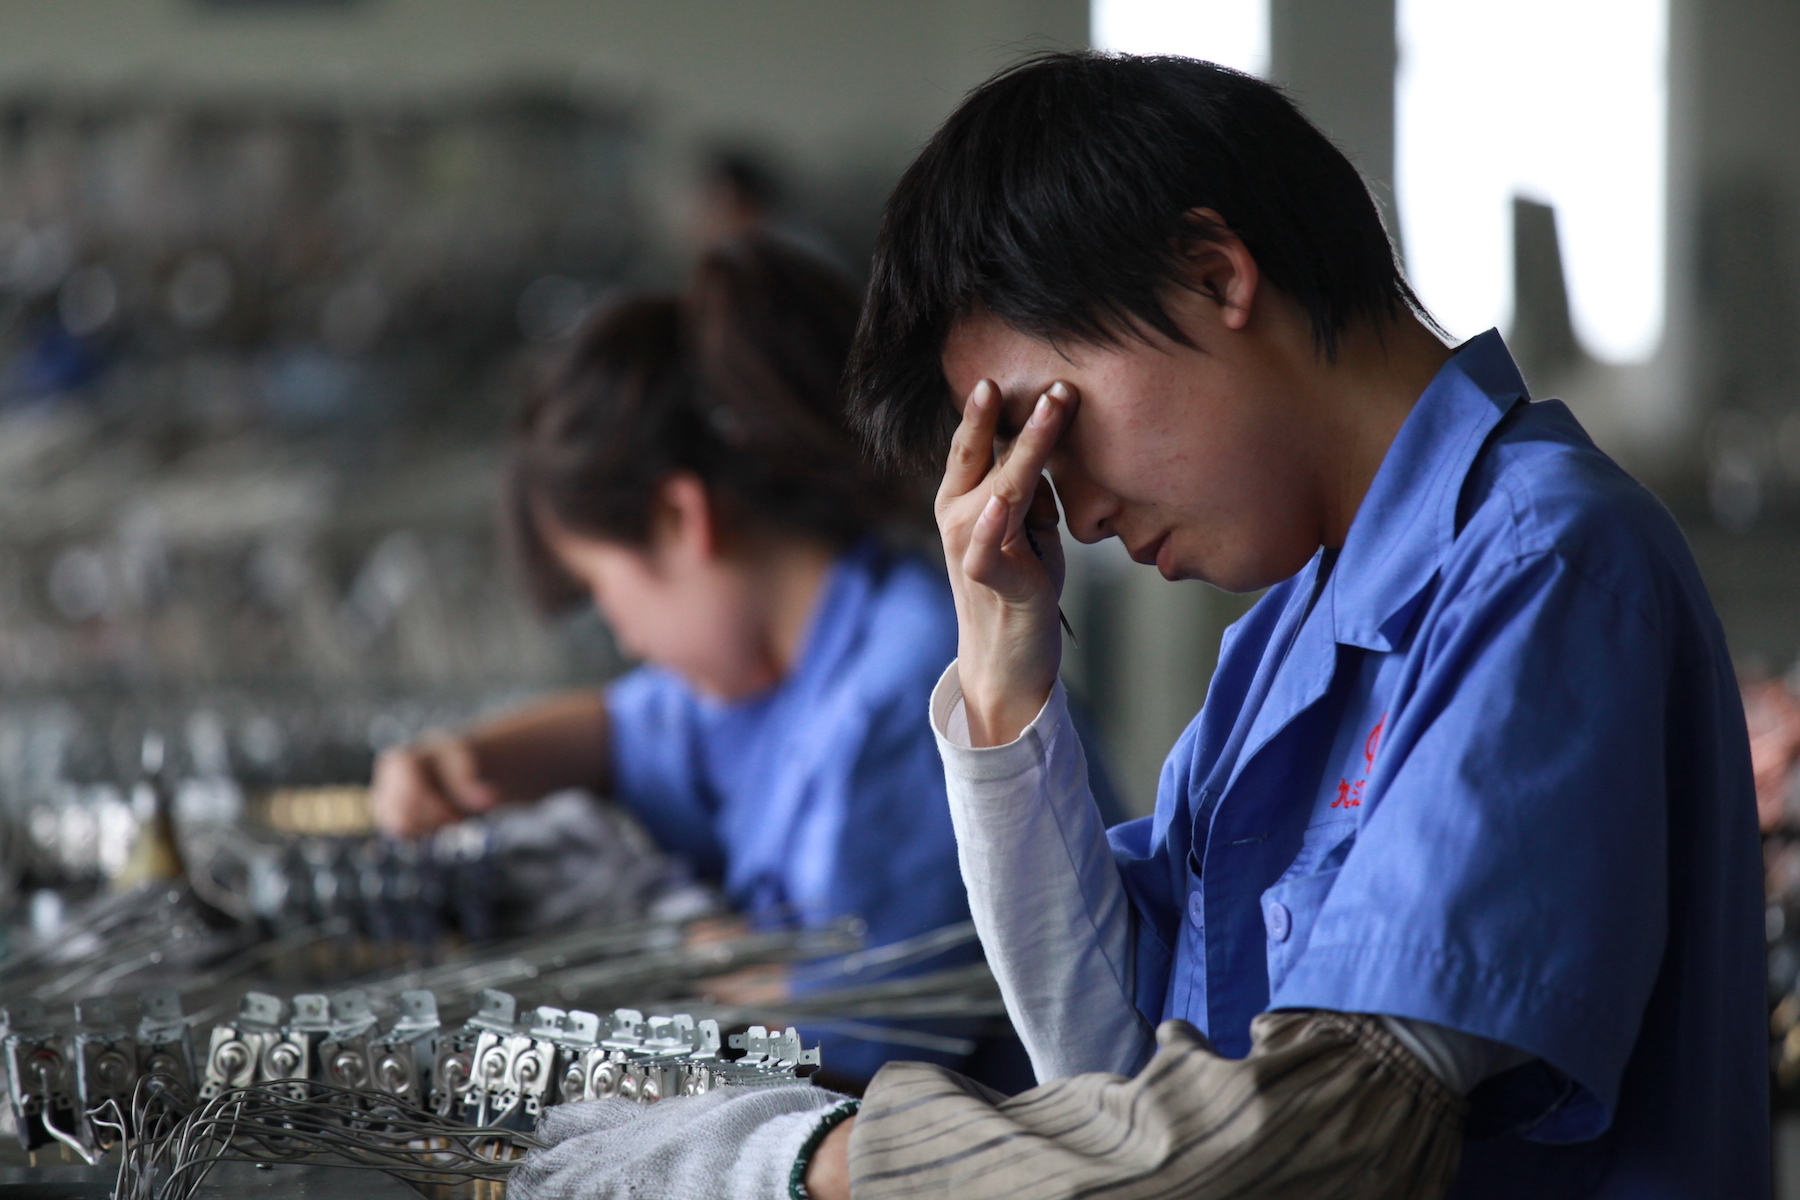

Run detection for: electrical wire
[[37, 1102, 103, 1166], [98, 1072, 541, 1200]]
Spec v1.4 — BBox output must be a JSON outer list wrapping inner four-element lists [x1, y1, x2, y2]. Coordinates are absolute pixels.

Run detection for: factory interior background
[[1, 0, 1799, 1191]]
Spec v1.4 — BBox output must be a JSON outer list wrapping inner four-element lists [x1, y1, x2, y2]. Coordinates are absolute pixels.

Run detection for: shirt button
[[1265, 901, 1292, 942], [1187, 892, 1205, 927]]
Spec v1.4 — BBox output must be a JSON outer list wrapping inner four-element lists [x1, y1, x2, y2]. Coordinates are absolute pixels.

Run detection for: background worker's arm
[[370, 690, 611, 839]]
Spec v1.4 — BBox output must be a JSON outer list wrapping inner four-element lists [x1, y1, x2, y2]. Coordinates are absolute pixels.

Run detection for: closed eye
[[990, 416, 1022, 458]]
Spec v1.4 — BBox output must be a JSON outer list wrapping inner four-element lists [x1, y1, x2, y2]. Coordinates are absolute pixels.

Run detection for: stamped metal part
[[318, 990, 382, 1091], [200, 992, 285, 1100], [261, 992, 327, 1101], [22, 983, 823, 1146], [135, 989, 194, 1093], [680, 1019, 726, 1096], [719, 1025, 821, 1089], [73, 997, 137, 1149], [328, 990, 380, 1041], [458, 988, 524, 1125], [630, 1013, 703, 1103], [2, 1000, 76, 1153], [366, 989, 440, 1103], [429, 1026, 480, 1117], [534, 1007, 600, 1104]]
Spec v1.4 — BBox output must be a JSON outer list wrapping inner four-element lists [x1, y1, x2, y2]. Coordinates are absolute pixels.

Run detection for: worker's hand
[[936, 378, 1072, 746], [803, 1116, 853, 1200], [370, 736, 501, 840], [511, 1083, 854, 1200]]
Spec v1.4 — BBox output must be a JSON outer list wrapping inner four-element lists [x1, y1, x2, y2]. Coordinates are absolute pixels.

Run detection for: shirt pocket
[[1273, 817, 1357, 884], [1262, 821, 1357, 993]]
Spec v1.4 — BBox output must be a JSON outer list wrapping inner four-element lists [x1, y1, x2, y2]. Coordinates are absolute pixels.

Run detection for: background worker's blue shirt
[[1110, 331, 1767, 1197], [605, 540, 971, 1081]]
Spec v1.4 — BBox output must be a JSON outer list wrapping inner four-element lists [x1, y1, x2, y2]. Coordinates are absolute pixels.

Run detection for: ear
[[653, 472, 720, 563], [1176, 207, 1259, 333]]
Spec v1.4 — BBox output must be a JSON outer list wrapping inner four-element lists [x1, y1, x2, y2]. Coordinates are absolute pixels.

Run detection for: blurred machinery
[[0, 82, 663, 947], [1741, 673, 1800, 1101], [0, 84, 650, 694]]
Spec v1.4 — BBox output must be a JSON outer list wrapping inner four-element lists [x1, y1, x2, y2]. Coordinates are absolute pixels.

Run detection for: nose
[[1049, 465, 1116, 545]]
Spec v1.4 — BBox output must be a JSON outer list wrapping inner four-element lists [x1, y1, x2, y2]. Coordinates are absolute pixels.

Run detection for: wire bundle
[[91, 1073, 542, 1200]]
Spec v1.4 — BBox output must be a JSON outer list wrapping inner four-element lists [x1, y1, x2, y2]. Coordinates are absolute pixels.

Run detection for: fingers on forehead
[[993, 434, 1058, 505]]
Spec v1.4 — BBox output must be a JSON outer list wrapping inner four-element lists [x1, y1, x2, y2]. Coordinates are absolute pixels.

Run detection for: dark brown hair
[[506, 233, 892, 611], [849, 52, 1433, 474]]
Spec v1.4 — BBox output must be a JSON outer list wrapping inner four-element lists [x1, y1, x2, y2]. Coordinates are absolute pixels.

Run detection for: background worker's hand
[[370, 735, 501, 840], [936, 378, 1073, 746], [699, 963, 791, 1007]]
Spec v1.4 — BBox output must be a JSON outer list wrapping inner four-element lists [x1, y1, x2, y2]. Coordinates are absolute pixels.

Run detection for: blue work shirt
[[606, 539, 971, 1081], [1110, 331, 1766, 1196]]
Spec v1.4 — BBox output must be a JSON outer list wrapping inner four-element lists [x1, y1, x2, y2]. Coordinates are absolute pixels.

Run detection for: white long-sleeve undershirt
[[930, 663, 1528, 1095]]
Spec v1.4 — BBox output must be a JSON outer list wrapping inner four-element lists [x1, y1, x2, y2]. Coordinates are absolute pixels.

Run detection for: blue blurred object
[[7, 319, 108, 400]]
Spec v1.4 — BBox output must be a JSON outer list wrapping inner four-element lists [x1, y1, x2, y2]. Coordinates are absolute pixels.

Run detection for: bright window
[[1091, 0, 1269, 78], [1396, 0, 1668, 362]]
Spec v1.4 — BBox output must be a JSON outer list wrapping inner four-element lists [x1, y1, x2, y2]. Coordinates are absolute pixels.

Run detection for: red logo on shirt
[[1364, 715, 1386, 773], [1331, 713, 1388, 809]]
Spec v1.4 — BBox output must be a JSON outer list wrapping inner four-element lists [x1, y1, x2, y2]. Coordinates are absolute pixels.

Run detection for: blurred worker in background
[[692, 149, 782, 250], [369, 233, 972, 1087]]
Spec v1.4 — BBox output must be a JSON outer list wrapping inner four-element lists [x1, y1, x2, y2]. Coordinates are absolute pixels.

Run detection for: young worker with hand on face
[[511, 54, 1766, 1200]]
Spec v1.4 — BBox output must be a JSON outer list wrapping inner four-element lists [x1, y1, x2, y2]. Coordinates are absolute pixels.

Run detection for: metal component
[[459, 987, 531, 1126], [365, 989, 439, 1104], [261, 992, 329, 1100], [317, 989, 382, 1091], [327, 990, 380, 1041], [2, 1000, 76, 1153], [3, 979, 822, 1179], [715, 1025, 821, 1089], [533, 1006, 600, 1105], [469, 988, 517, 1032], [430, 1026, 480, 1118], [200, 991, 284, 1099], [136, 989, 195, 1093], [73, 996, 137, 1150]]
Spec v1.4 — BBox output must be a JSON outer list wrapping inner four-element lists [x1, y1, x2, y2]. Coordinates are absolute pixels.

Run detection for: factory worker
[[508, 54, 1765, 1200], [369, 233, 977, 1087]]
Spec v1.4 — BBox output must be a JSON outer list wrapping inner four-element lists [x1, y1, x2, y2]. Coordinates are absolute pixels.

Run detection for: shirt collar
[[1329, 329, 1528, 651]]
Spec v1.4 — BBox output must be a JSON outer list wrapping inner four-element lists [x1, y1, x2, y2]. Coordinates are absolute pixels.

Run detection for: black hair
[[704, 149, 782, 213], [506, 232, 892, 611], [847, 51, 1433, 473]]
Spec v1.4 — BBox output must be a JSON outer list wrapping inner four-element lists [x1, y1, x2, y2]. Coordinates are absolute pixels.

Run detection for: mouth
[[1128, 532, 1170, 568]]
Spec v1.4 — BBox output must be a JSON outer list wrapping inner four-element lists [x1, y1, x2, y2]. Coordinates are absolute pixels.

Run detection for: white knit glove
[[509, 1085, 857, 1200]]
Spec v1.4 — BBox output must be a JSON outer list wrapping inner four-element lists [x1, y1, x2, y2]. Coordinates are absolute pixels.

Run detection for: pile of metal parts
[[3, 984, 820, 1196], [230, 791, 708, 952]]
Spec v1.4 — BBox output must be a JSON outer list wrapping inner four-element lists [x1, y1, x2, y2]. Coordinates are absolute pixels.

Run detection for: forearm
[[932, 665, 1155, 1081], [465, 690, 611, 803], [847, 1011, 1466, 1200]]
